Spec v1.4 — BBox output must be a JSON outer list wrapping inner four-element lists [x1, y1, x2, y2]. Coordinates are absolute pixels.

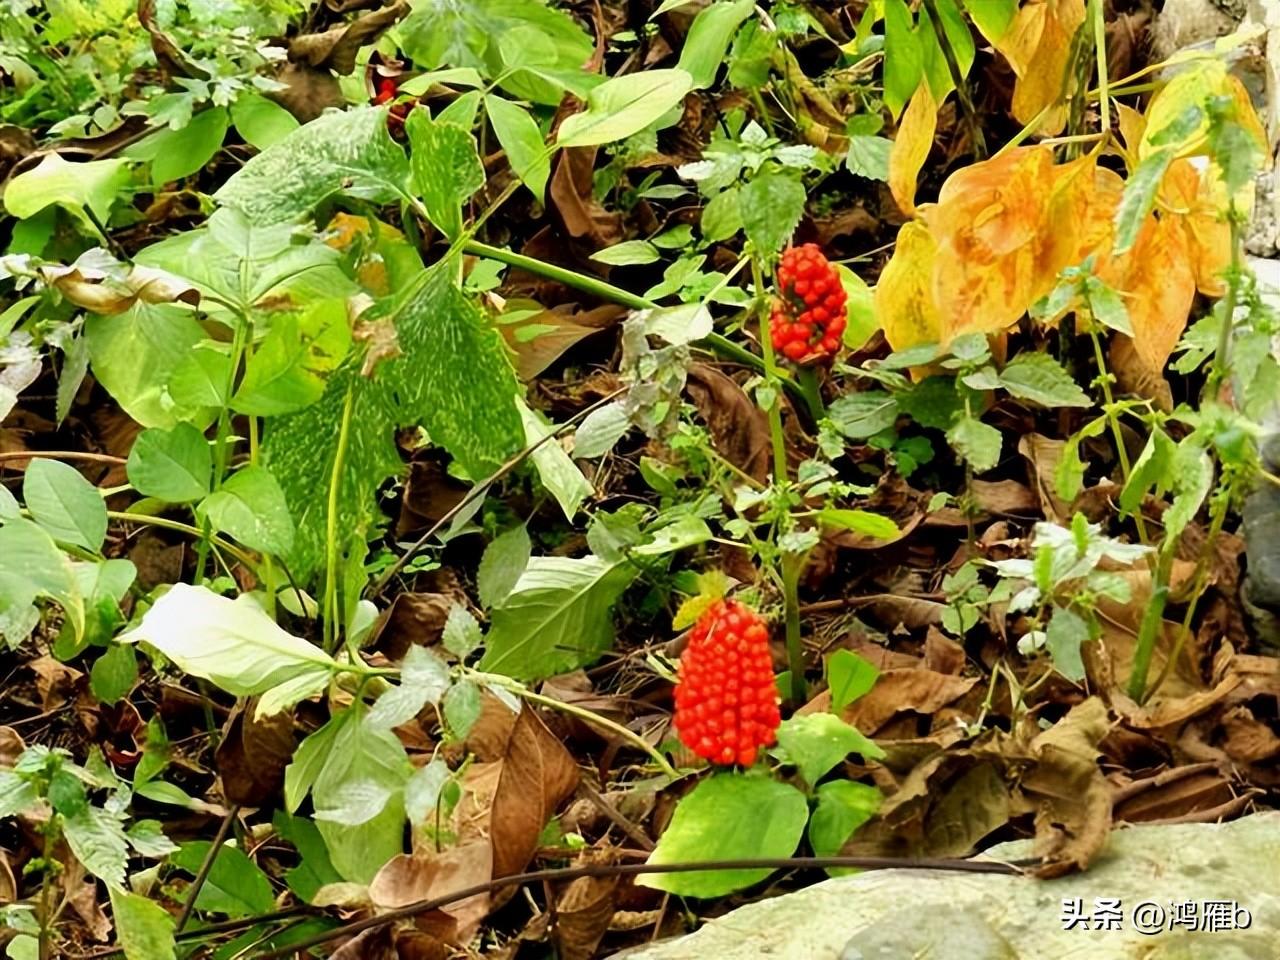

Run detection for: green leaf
[[477, 525, 532, 609], [1085, 276, 1133, 335], [997, 353, 1091, 408], [406, 111, 485, 240], [520, 400, 593, 521], [167, 345, 231, 411], [137, 107, 229, 184], [479, 555, 638, 680], [120, 583, 335, 703], [125, 820, 178, 858], [274, 810, 342, 903], [109, 887, 176, 960], [126, 424, 212, 503], [775, 713, 885, 787], [640, 773, 808, 897], [214, 106, 410, 226], [572, 401, 632, 459], [835, 266, 878, 350], [676, 0, 755, 90], [590, 240, 661, 266], [90, 643, 137, 704], [826, 649, 879, 712], [232, 303, 350, 416], [1045, 606, 1090, 683], [171, 841, 274, 918], [23, 458, 107, 551], [2, 153, 130, 232], [0, 771, 39, 819], [0, 518, 83, 643], [1112, 149, 1175, 255], [230, 93, 299, 151], [405, 758, 451, 824], [846, 134, 892, 181], [919, 0, 973, 101], [817, 509, 898, 540], [827, 391, 899, 438], [808, 779, 882, 864], [85, 301, 213, 429], [947, 415, 1002, 472], [442, 678, 483, 738], [739, 170, 805, 258], [701, 184, 743, 241], [1055, 417, 1107, 502], [883, 0, 922, 119], [962, 0, 1017, 42], [1119, 427, 1176, 517], [485, 95, 550, 201], [200, 465, 295, 556], [368, 646, 451, 728], [443, 604, 483, 658], [63, 807, 128, 887], [557, 69, 694, 147]]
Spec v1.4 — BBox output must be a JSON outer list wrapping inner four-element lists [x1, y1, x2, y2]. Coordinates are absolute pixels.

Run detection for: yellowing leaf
[[1036, 152, 1124, 302], [994, 0, 1085, 134], [1099, 214, 1196, 376], [1159, 159, 1230, 296], [1139, 61, 1268, 163], [876, 220, 942, 353], [888, 82, 937, 216]]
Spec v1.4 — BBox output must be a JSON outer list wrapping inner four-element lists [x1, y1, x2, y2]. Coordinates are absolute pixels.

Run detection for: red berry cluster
[[770, 243, 848, 363], [673, 598, 781, 767], [372, 76, 412, 138]]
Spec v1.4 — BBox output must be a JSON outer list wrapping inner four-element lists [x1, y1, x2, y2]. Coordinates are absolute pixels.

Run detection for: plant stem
[[1087, 323, 1149, 543], [175, 805, 240, 933], [323, 382, 356, 655], [1205, 215, 1243, 403], [751, 256, 789, 486], [1091, 0, 1110, 136], [1126, 548, 1171, 701], [472, 671, 679, 779], [919, 0, 985, 157], [780, 552, 807, 705], [103, 511, 257, 569]]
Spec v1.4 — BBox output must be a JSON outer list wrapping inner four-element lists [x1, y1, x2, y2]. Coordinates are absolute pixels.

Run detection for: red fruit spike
[[783, 340, 808, 360]]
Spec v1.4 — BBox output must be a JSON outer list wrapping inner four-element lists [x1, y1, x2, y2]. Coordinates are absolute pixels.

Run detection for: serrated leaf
[[63, 807, 128, 887], [739, 170, 805, 257], [846, 134, 892, 181], [947, 415, 1002, 472], [405, 758, 451, 824], [214, 107, 410, 225], [442, 604, 482, 658], [1044, 605, 1090, 683], [998, 352, 1090, 408], [368, 646, 451, 728], [573, 401, 632, 458], [442, 679, 482, 738], [109, 887, 176, 960]]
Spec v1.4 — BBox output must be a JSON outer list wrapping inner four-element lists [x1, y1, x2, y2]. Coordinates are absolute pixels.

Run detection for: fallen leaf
[[685, 364, 770, 483], [369, 841, 493, 941], [843, 668, 977, 735], [499, 300, 624, 380], [215, 699, 295, 807], [553, 852, 619, 960], [288, 3, 410, 75], [28, 656, 83, 712]]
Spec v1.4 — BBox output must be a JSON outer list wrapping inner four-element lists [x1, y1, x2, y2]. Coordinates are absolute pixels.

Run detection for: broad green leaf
[[808, 779, 882, 865], [85, 301, 213, 428], [1045, 606, 1090, 683], [200, 465, 296, 556], [2, 153, 130, 232], [997, 353, 1091, 408], [171, 842, 274, 917], [836, 266, 878, 350], [1085, 277, 1133, 335], [520, 400, 593, 521], [90, 643, 138, 704], [479, 555, 638, 680], [109, 887, 176, 960], [1119, 427, 1177, 516], [1112, 150, 1175, 256], [443, 604, 483, 658], [0, 518, 83, 642], [485, 95, 550, 201], [406, 110, 485, 239], [230, 93, 300, 151], [0, 771, 38, 819], [274, 810, 342, 902], [827, 391, 899, 439], [590, 240, 661, 266], [947, 415, 1002, 472], [232, 303, 351, 416], [641, 773, 808, 897], [677, 0, 755, 90], [883, 0, 922, 119], [132, 107, 229, 184], [775, 713, 885, 787], [399, 0, 593, 106], [63, 807, 128, 887], [23, 458, 107, 551], [919, 0, 974, 102], [0, 484, 19, 520], [120, 583, 335, 702], [739, 170, 805, 258], [285, 711, 348, 813], [826, 649, 880, 712], [557, 69, 694, 147], [477, 524, 532, 609], [572, 401, 632, 458], [214, 107, 410, 225], [368, 646, 451, 728], [644, 303, 713, 345], [846, 134, 892, 181], [167, 345, 231, 411], [126, 424, 212, 503], [818, 509, 899, 540], [963, 0, 1017, 42]]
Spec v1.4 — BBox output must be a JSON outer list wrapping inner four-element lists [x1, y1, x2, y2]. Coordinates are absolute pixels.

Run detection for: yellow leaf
[[1100, 213, 1196, 376], [1139, 61, 1268, 163], [1159, 158, 1230, 296], [876, 220, 942, 353], [995, 0, 1085, 134], [1036, 152, 1124, 303], [888, 82, 937, 216]]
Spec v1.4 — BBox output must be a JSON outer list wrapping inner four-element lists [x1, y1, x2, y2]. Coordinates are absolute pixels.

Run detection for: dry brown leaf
[[28, 656, 82, 712], [842, 668, 977, 735], [215, 700, 295, 807], [370, 592, 454, 661], [1113, 765, 1236, 823], [550, 147, 625, 248], [499, 301, 624, 380], [685, 364, 770, 483], [887, 81, 936, 217], [0, 727, 25, 767], [369, 841, 493, 941], [288, 3, 410, 75], [554, 858, 620, 960]]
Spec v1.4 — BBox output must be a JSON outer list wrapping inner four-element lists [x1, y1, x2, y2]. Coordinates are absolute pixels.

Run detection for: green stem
[[324, 382, 357, 655], [1127, 549, 1171, 701], [780, 553, 807, 705], [1205, 215, 1243, 403], [1091, 0, 1110, 136], [751, 256, 789, 486], [1088, 323, 1148, 543], [104, 511, 257, 570]]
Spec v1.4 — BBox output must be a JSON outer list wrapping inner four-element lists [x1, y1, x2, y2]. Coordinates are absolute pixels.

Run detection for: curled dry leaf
[[685, 364, 770, 483], [288, 3, 411, 75], [499, 300, 625, 380], [38, 262, 199, 316], [215, 699, 296, 807], [887, 82, 936, 217], [554, 862, 621, 960], [843, 668, 977, 736], [369, 841, 494, 942]]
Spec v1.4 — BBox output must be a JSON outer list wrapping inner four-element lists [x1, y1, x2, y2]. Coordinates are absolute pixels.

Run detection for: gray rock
[[610, 814, 1280, 960]]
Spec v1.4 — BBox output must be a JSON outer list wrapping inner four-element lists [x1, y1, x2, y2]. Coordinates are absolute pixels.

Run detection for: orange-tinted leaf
[[876, 220, 942, 352], [888, 82, 938, 217], [996, 0, 1085, 134], [1036, 152, 1124, 302], [1101, 213, 1196, 376], [1160, 159, 1230, 296]]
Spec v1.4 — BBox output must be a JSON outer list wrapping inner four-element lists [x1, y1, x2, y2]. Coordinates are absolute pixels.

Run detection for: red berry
[[769, 245, 849, 365], [672, 599, 780, 768]]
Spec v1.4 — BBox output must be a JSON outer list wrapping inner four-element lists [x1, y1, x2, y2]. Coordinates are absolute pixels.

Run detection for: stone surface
[[610, 814, 1280, 960]]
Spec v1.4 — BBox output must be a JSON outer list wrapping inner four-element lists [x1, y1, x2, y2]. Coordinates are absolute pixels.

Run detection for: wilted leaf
[[888, 81, 936, 216], [216, 700, 296, 806], [876, 221, 942, 353]]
